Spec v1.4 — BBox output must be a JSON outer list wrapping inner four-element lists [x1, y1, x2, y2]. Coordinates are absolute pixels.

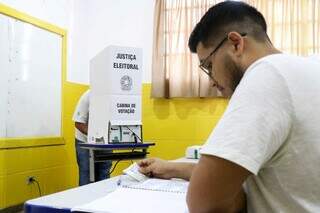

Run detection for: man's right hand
[[137, 158, 174, 179], [138, 158, 196, 180]]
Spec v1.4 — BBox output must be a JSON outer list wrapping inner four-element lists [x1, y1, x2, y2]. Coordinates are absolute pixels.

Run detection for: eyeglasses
[[199, 33, 247, 80]]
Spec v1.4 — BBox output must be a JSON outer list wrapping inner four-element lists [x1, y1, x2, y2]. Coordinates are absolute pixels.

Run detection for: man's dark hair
[[188, 1, 268, 53]]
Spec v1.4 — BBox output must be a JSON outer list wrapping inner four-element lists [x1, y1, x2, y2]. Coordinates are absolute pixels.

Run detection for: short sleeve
[[72, 90, 90, 124], [200, 62, 293, 175]]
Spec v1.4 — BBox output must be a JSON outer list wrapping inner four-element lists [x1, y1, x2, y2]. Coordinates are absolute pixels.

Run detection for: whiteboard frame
[[0, 3, 67, 148]]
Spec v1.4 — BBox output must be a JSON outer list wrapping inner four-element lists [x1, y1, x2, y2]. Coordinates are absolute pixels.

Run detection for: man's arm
[[75, 122, 88, 135], [187, 155, 251, 213], [138, 158, 196, 180]]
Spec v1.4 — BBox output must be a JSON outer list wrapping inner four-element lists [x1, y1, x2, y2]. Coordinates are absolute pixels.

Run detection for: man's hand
[[138, 158, 174, 179], [138, 158, 196, 180]]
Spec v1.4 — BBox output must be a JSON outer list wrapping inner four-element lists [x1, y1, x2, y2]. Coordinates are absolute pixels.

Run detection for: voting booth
[[88, 46, 143, 144]]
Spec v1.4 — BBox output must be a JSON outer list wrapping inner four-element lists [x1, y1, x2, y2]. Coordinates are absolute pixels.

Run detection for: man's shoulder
[[235, 55, 293, 100], [254, 53, 314, 69], [244, 53, 306, 80], [250, 53, 294, 68], [243, 55, 281, 80]]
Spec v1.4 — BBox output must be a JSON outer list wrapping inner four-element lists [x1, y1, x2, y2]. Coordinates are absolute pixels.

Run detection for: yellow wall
[[0, 82, 84, 209], [142, 85, 228, 159], [0, 82, 228, 209]]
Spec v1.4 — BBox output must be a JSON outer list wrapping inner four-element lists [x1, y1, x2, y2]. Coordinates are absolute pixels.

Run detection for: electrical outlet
[[26, 176, 35, 185]]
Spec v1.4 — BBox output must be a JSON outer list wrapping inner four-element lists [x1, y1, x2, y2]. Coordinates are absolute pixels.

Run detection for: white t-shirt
[[72, 90, 90, 142], [200, 54, 320, 213], [308, 54, 320, 61]]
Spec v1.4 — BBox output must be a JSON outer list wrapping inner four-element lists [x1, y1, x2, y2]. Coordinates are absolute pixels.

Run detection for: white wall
[[72, 0, 155, 84], [0, 0, 71, 28], [68, 0, 89, 84], [0, 0, 155, 84]]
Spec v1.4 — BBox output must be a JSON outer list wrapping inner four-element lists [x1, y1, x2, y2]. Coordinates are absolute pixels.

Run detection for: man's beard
[[224, 55, 244, 93]]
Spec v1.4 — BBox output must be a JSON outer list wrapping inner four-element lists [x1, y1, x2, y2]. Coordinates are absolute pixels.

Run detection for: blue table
[[24, 175, 137, 213]]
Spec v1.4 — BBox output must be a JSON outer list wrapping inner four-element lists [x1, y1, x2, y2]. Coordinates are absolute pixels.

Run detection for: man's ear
[[227, 32, 244, 56]]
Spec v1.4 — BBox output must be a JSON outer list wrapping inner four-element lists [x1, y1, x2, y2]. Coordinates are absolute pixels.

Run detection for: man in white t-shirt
[[138, 1, 320, 213], [73, 90, 112, 186]]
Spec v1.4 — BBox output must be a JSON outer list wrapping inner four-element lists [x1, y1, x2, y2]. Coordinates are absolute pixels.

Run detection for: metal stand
[[79, 143, 155, 183]]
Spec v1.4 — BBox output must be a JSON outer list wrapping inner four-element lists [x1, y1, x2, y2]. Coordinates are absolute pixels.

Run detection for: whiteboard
[[0, 14, 62, 138]]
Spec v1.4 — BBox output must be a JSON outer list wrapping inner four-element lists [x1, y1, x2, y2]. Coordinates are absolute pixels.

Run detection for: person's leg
[[75, 139, 90, 186], [95, 160, 112, 181]]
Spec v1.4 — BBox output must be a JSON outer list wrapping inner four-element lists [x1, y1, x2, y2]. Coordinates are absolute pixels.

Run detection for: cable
[[106, 143, 139, 177], [106, 159, 123, 176], [32, 178, 42, 196], [125, 126, 144, 164], [125, 126, 142, 142], [106, 126, 142, 177]]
